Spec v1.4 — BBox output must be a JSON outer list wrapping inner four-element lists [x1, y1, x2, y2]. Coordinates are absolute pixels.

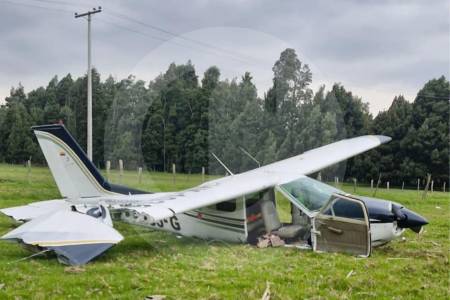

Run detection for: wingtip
[[375, 135, 392, 144]]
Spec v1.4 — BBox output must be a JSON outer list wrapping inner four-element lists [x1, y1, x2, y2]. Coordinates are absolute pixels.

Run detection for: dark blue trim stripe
[[184, 212, 245, 229], [32, 124, 111, 190]]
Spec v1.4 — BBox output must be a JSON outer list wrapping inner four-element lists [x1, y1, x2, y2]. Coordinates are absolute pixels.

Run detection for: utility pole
[[75, 7, 102, 161]]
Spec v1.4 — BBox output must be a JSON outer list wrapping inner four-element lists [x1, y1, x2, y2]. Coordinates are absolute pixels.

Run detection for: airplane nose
[[395, 206, 428, 233]]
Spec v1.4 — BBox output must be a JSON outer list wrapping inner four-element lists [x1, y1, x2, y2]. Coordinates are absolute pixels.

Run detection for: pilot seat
[[260, 200, 307, 240]]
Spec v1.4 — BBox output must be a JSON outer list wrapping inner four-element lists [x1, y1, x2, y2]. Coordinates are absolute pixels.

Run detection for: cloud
[[0, 0, 448, 114]]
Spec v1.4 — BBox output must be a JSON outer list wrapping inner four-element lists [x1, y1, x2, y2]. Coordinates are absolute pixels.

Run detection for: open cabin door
[[312, 194, 371, 257]]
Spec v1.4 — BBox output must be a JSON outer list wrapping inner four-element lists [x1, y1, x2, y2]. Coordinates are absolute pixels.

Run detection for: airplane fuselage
[[109, 191, 414, 247], [114, 197, 248, 243]]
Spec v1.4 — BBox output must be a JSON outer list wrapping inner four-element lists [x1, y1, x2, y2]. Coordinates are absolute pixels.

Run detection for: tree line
[[0, 48, 448, 186]]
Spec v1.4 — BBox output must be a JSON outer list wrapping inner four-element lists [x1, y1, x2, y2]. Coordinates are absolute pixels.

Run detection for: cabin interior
[[245, 189, 312, 247]]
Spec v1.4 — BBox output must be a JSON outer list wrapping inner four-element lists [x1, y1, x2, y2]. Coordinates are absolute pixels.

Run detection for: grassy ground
[[0, 163, 448, 299]]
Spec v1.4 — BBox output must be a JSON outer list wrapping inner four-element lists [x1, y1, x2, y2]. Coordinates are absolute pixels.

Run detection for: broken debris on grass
[[64, 266, 85, 273], [261, 282, 271, 300], [145, 295, 166, 300], [257, 234, 285, 248]]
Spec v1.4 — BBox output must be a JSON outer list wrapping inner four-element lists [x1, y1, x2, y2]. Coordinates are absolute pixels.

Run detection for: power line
[[97, 16, 250, 63], [11, 0, 258, 64], [9, 0, 93, 10], [0, 0, 73, 13], [18, 0, 84, 7], [105, 11, 258, 65], [100, 15, 251, 64], [27, 0, 260, 64], [5, 0, 256, 65], [97, 18, 172, 43], [20, 0, 259, 64]]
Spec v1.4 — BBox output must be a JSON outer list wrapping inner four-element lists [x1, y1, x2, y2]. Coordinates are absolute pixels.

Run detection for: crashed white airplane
[[0, 125, 428, 265]]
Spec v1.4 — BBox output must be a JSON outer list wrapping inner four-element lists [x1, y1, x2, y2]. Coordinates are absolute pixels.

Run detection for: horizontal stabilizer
[[1, 210, 123, 265], [0, 200, 70, 222]]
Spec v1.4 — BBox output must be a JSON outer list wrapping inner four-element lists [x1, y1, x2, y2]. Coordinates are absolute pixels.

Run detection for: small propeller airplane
[[0, 124, 428, 265]]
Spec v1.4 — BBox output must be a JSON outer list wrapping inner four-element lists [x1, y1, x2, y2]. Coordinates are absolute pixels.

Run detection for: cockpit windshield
[[278, 176, 342, 212]]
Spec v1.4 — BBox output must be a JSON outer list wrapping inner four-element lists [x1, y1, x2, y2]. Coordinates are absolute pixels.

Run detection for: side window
[[245, 192, 263, 208], [216, 200, 236, 212], [332, 198, 364, 219]]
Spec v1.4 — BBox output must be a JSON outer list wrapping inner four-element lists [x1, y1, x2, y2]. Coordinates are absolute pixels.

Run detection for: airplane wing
[[101, 135, 391, 222], [0, 199, 70, 222]]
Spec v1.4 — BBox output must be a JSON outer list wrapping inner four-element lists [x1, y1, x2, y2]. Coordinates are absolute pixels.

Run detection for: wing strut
[[210, 152, 234, 175], [239, 146, 261, 168]]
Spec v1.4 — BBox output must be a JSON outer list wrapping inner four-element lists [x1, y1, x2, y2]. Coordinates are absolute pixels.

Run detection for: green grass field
[[0, 164, 448, 299]]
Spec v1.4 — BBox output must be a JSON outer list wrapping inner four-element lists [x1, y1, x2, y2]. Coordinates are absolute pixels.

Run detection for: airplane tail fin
[[32, 124, 146, 199], [32, 124, 113, 198]]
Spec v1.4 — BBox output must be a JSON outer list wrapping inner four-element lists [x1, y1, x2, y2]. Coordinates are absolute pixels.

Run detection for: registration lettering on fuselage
[[149, 216, 181, 231]]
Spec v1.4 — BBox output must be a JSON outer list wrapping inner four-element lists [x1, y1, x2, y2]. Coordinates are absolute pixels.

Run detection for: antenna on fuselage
[[239, 146, 261, 168], [210, 152, 234, 176]]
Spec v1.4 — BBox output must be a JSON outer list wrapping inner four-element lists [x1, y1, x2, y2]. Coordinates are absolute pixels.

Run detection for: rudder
[[33, 124, 113, 198]]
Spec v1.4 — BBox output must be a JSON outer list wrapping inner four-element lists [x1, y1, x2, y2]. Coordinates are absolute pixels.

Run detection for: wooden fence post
[[353, 178, 357, 193], [422, 174, 431, 200], [417, 178, 420, 194], [27, 159, 31, 184], [202, 166, 205, 183], [172, 163, 176, 186], [387, 181, 390, 190], [431, 180, 434, 193], [138, 167, 142, 184], [402, 181, 404, 190], [444, 182, 446, 193], [370, 179, 374, 190], [106, 160, 111, 181], [373, 174, 381, 197], [119, 159, 123, 184]]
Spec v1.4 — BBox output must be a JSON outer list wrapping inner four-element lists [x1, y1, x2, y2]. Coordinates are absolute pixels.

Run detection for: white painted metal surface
[[0, 199, 69, 222], [98, 135, 391, 222], [34, 130, 111, 198], [2, 210, 123, 247]]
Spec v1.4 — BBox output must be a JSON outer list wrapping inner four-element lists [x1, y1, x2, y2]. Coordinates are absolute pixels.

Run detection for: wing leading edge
[[100, 135, 391, 222]]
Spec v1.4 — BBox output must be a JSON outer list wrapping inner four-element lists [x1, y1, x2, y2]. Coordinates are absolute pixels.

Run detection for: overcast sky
[[1, 0, 448, 114]]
